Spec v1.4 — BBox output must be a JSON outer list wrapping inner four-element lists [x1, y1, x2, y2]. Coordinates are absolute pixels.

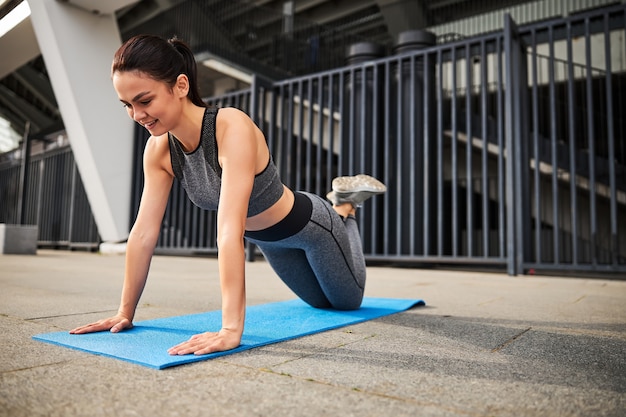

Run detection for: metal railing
[[132, 5, 625, 274], [2, 4, 623, 274], [0, 145, 99, 249], [517, 6, 626, 273]]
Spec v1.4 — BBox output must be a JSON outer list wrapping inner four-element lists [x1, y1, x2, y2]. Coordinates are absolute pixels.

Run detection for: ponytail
[[168, 37, 206, 107], [112, 34, 207, 107]]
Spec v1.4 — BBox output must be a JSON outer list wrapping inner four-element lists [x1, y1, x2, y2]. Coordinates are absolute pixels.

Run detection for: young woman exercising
[[70, 34, 386, 356]]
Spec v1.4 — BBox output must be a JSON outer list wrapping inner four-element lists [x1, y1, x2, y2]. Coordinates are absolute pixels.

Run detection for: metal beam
[[430, 0, 471, 9], [298, 0, 378, 25], [13, 64, 58, 116], [117, 0, 187, 34], [0, 83, 52, 130], [0, 102, 27, 134], [64, 0, 140, 15]]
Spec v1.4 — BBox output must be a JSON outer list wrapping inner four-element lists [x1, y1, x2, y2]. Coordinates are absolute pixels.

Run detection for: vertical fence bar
[[40, 154, 51, 243], [348, 67, 356, 176], [326, 73, 335, 194], [169, 195, 177, 248], [504, 14, 519, 275], [35, 157, 44, 236], [451, 46, 459, 257], [383, 60, 392, 256], [276, 84, 285, 182], [197, 202, 206, 248], [371, 63, 382, 254], [548, 25, 560, 265], [183, 188, 191, 248], [359, 66, 367, 176], [165, 184, 174, 248], [357, 66, 367, 241], [409, 56, 416, 255], [306, 77, 314, 191], [480, 40, 489, 257], [517, 30, 530, 274], [436, 49, 444, 257], [315, 74, 324, 196], [296, 79, 304, 190], [465, 43, 474, 257], [67, 163, 77, 245], [190, 202, 198, 248], [566, 21, 579, 266], [423, 51, 432, 256], [395, 57, 403, 255], [20, 156, 31, 228], [59, 152, 69, 243], [530, 29, 542, 265], [496, 35, 506, 260], [584, 18, 598, 266], [268, 84, 277, 166], [338, 71, 345, 178], [603, 12, 619, 266], [286, 83, 295, 187], [65, 152, 73, 243], [17, 122, 31, 225], [176, 182, 184, 247], [585, 22, 598, 266], [39, 156, 48, 242]]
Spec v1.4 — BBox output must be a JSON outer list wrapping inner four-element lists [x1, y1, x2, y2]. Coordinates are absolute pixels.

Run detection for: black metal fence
[[132, 6, 625, 274], [2, 5, 624, 274], [518, 7, 626, 274], [0, 146, 99, 248]]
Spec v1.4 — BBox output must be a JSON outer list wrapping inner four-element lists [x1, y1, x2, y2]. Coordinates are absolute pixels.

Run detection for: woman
[[70, 34, 386, 356]]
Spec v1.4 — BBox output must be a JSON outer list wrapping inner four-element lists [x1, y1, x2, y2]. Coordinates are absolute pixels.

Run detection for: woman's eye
[[140, 100, 151, 105]]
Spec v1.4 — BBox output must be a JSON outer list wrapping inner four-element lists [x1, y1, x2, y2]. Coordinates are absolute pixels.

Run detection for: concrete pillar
[[28, 0, 134, 242]]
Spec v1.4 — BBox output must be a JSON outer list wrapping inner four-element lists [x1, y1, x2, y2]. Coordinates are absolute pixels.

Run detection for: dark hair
[[112, 34, 206, 107]]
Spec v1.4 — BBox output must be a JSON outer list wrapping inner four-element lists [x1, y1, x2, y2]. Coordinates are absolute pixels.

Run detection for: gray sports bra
[[168, 107, 284, 217]]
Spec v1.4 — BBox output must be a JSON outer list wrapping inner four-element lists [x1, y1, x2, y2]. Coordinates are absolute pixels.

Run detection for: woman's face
[[113, 70, 187, 136]]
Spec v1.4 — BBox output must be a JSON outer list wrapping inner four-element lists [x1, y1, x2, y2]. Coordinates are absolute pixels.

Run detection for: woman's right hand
[[69, 313, 133, 334]]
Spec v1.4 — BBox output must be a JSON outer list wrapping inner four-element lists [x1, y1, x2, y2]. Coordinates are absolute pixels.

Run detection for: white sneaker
[[328, 174, 386, 207]]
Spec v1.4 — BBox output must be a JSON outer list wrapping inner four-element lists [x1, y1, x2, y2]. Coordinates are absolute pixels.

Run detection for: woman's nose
[[132, 108, 144, 122]]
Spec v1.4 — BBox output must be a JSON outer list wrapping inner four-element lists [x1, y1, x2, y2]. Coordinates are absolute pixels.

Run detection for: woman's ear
[[175, 74, 190, 98]]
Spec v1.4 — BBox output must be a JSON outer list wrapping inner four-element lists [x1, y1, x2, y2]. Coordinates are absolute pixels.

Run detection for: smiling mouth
[[142, 120, 157, 129]]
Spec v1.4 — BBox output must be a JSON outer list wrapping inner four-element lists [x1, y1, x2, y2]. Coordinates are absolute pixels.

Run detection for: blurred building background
[[0, 0, 624, 276]]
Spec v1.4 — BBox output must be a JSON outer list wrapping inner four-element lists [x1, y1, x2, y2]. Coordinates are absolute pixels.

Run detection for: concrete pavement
[[1, 250, 625, 417]]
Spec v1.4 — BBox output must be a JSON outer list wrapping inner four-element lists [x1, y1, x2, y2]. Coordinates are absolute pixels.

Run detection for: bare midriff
[[245, 185, 295, 231]]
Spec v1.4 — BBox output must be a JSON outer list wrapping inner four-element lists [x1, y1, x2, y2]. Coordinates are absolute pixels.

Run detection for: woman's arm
[[118, 135, 174, 322], [167, 108, 259, 355], [71, 135, 173, 334]]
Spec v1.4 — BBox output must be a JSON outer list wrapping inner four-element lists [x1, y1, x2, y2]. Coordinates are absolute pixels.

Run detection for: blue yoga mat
[[33, 297, 424, 369]]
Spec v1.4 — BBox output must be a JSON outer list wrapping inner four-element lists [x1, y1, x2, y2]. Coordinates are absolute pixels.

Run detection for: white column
[[28, 0, 134, 243]]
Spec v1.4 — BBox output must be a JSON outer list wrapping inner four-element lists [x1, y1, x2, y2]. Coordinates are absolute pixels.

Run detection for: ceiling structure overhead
[[0, 0, 584, 142], [61, 0, 140, 15]]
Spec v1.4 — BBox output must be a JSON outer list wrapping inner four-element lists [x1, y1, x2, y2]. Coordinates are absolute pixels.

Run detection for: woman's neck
[[169, 104, 206, 152]]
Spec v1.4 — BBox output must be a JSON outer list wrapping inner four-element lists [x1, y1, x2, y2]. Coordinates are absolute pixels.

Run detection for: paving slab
[[1, 250, 625, 417]]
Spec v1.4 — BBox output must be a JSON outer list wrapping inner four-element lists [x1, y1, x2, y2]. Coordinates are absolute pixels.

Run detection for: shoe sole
[[332, 174, 387, 195]]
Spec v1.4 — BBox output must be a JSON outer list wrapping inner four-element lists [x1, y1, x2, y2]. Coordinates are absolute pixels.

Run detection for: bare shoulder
[[144, 133, 170, 157], [143, 133, 174, 176], [217, 106, 249, 121], [216, 107, 257, 132]]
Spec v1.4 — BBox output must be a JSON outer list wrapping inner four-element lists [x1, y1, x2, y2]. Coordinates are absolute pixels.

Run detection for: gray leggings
[[245, 192, 365, 310]]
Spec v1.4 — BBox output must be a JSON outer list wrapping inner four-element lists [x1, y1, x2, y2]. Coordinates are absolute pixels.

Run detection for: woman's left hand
[[167, 328, 242, 356]]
